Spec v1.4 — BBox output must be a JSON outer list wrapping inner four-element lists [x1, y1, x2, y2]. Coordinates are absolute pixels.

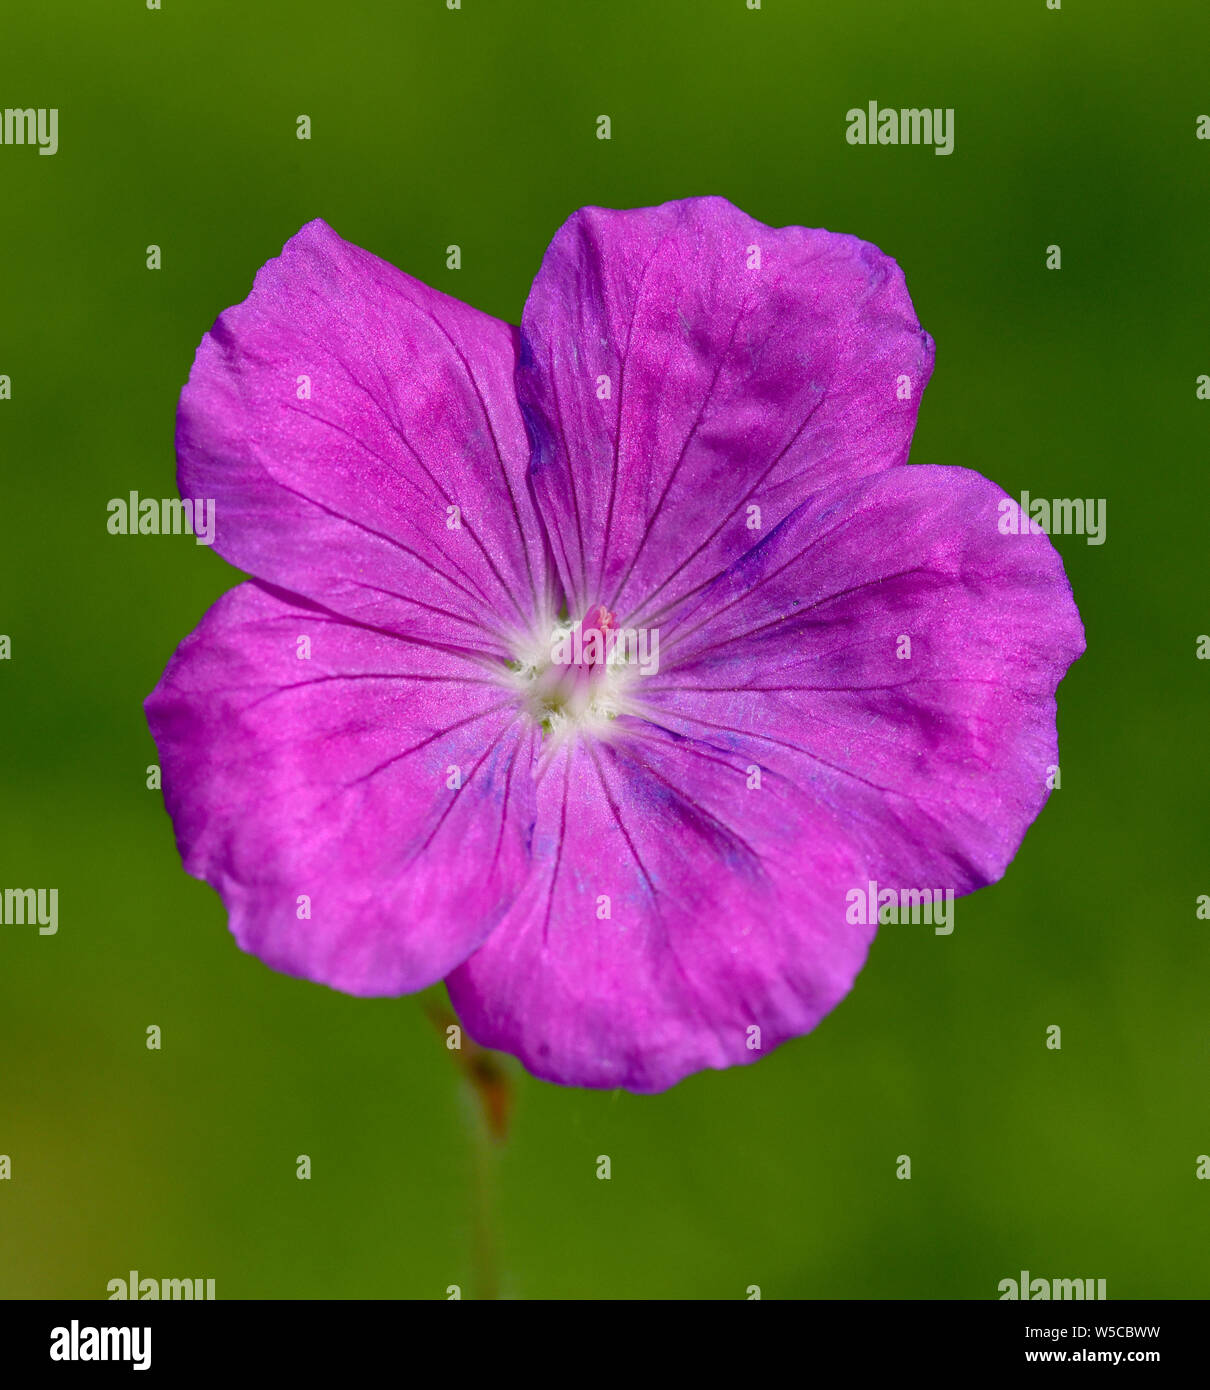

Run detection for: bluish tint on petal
[[448, 718, 874, 1092], [517, 195, 933, 627], [646, 464, 1085, 894]]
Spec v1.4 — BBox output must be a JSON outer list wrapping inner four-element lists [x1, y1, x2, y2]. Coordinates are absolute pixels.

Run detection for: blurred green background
[[1, 0, 1207, 1300]]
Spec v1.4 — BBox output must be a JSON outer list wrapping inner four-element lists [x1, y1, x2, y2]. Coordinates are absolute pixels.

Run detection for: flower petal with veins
[[517, 195, 933, 627], [147, 581, 537, 995], [448, 718, 874, 1093], [177, 218, 551, 658]]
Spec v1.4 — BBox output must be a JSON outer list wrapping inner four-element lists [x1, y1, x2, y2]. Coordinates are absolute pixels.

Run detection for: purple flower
[[145, 197, 1083, 1093]]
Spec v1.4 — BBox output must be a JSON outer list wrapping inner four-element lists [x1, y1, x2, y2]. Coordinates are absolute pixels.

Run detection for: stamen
[[506, 605, 640, 743]]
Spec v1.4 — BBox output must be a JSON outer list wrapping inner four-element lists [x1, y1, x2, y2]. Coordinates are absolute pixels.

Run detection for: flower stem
[[467, 1091, 499, 1301], [423, 994, 513, 1300]]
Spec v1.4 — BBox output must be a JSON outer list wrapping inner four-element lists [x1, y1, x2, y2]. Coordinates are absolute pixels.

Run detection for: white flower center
[[507, 609, 641, 742]]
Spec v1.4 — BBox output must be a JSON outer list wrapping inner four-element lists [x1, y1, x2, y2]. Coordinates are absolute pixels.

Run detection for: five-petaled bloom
[[146, 197, 1083, 1092]]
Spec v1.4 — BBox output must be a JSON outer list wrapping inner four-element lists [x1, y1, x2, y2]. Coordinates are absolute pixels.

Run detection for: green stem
[[467, 1082, 499, 1301]]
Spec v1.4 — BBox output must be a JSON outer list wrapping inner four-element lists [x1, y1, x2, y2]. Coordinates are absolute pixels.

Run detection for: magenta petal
[[447, 720, 873, 1092], [145, 582, 538, 995], [645, 463, 1086, 892], [517, 195, 933, 625], [178, 219, 548, 658], [449, 465, 1082, 1092]]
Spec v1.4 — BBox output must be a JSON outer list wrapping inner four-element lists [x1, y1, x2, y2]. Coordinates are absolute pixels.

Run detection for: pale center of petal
[[507, 605, 641, 742]]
